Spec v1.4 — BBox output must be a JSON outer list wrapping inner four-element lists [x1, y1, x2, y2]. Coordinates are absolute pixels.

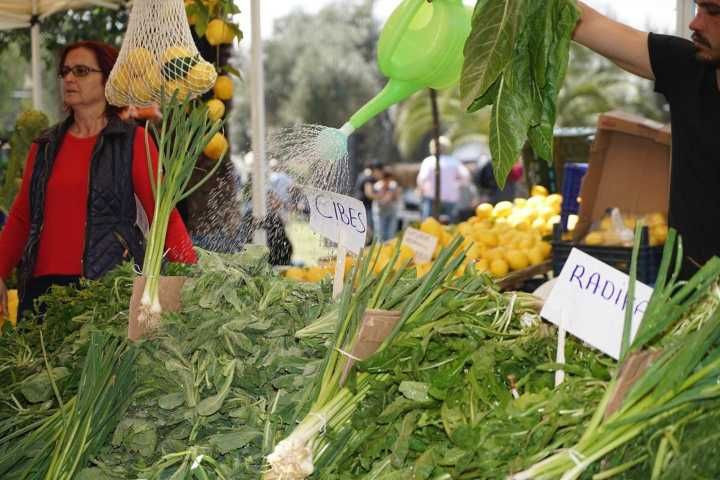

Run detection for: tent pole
[[250, 0, 267, 245], [31, 0, 42, 110]]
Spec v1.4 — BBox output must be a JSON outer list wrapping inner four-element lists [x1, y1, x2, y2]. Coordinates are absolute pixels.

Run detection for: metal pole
[[676, 0, 695, 38], [429, 89, 441, 219], [30, 0, 42, 110], [250, 0, 267, 245]]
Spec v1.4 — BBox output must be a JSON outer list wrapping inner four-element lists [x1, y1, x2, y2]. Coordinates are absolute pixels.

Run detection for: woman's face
[[60, 47, 107, 111]]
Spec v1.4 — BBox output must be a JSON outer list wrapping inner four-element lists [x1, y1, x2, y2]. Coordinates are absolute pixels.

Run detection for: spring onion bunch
[[0, 333, 136, 479], [138, 92, 225, 328], [512, 230, 720, 479], [264, 238, 468, 479]]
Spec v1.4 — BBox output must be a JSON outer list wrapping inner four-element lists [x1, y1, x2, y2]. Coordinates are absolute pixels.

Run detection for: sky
[[236, 0, 682, 41]]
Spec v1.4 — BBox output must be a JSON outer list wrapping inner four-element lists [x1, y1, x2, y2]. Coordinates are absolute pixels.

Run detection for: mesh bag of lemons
[[106, 0, 217, 106]]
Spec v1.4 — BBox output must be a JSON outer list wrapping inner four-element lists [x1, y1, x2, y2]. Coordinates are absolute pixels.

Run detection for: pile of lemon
[[417, 187, 558, 279], [583, 212, 668, 247], [283, 255, 357, 283], [285, 186, 566, 283]]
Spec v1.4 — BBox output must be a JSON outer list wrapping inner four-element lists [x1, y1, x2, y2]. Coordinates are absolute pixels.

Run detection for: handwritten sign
[[541, 248, 654, 359], [402, 227, 438, 263], [304, 187, 367, 254]]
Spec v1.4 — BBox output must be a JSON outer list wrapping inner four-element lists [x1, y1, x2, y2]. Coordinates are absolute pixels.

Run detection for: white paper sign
[[304, 187, 367, 254], [541, 248, 654, 359], [402, 227, 438, 263]]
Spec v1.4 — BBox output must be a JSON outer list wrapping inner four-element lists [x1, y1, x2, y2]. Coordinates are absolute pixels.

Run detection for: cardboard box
[[573, 111, 671, 242]]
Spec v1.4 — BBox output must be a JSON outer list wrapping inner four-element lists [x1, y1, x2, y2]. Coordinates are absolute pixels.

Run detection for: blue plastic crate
[[560, 163, 587, 230]]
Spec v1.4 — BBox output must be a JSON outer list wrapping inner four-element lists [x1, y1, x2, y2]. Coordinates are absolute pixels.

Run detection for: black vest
[[17, 116, 146, 298]]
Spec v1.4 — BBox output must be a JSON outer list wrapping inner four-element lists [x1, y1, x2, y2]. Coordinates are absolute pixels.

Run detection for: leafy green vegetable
[[461, 0, 580, 187]]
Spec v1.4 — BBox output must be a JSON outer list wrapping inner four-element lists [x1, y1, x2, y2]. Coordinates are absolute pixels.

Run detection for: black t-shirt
[[354, 172, 375, 207], [648, 33, 720, 276]]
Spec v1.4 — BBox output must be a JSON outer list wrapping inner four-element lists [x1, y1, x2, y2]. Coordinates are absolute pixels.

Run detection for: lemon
[[646, 212, 666, 227], [164, 79, 192, 101], [538, 241, 552, 259], [203, 132, 229, 160], [466, 244, 484, 261], [305, 266, 329, 283], [476, 230, 498, 248], [187, 61, 217, 93], [531, 217, 546, 232], [567, 214, 579, 231], [493, 201, 513, 218], [129, 67, 162, 104], [162, 45, 193, 63], [416, 262, 432, 278], [213, 75, 234, 100], [545, 193, 563, 207], [531, 185, 549, 197], [505, 250, 530, 271], [527, 195, 545, 208], [482, 247, 505, 263], [513, 197, 527, 207], [374, 253, 392, 275], [650, 224, 668, 246], [126, 47, 156, 75], [284, 267, 305, 282], [489, 258, 509, 277], [399, 245, 415, 264], [419, 217, 443, 238], [206, 19, 236, 46], [109, 72, 131, 97], [527, 247, 545, 266], [206, 98, 226, 122], [475, 203, 494, 219], [475, 258, 489, 272], [585, 231, 604, 246]]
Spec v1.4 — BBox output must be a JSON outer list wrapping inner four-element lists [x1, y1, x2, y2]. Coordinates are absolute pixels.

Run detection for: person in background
[[475, 160, 524, 204], [416, 136, 470, 222], [354, 161, 383, 241], [0, 41, 196, 320], [265, 158, 294, 265], [372, 168, 402, 242]]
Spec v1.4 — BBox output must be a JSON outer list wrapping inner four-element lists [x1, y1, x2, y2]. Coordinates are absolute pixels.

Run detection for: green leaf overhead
[[489, 41, 533, 188], [461, 0, 580, 187], [460, 0, 523, 111]]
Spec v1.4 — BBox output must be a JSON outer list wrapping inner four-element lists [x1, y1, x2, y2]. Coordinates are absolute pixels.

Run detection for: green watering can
[[342, 0, 472, 134]]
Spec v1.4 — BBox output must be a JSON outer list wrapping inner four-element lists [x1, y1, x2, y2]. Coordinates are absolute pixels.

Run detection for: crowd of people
[[353, 136, 525, 243]]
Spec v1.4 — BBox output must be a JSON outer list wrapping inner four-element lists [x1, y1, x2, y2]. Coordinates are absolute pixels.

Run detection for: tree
[[556, 43, 668, 127], [230, 0, 397, 175], [393, 86, 491, 161]]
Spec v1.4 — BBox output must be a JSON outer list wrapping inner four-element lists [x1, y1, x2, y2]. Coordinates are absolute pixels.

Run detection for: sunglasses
[[58, 65, 103, 79]]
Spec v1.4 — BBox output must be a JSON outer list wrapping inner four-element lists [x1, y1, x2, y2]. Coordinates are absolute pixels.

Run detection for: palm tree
[[393, 86, 490, 160], [556, 44, 667, 126]]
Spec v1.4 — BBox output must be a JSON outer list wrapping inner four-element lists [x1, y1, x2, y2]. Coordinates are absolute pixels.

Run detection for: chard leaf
[[460, 0, 524, 110], [157, 392, 185, 410], [489, 45, 533, 189], [207, 428, 262, 454], [399, 381, 432, 403]]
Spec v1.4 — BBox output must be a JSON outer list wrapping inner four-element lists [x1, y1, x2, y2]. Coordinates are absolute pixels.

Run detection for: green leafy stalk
[[461, 0, 580, 187], [138, 91, 225, 327]]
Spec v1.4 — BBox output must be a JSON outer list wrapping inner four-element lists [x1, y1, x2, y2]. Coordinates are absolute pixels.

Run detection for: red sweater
[[0, 127, 197, 279]]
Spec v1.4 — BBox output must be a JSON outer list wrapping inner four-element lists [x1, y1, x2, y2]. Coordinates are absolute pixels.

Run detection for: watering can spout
[[348, 78, 422, 130]]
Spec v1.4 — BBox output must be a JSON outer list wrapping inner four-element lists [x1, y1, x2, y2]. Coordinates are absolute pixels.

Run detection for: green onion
[[265, 238, 467, 478], [512, 229, 720, 480], [138, 91, 225, 328]]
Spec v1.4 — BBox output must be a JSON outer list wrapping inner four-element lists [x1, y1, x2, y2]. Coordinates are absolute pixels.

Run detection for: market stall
[[2, 0, 720, 478]]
